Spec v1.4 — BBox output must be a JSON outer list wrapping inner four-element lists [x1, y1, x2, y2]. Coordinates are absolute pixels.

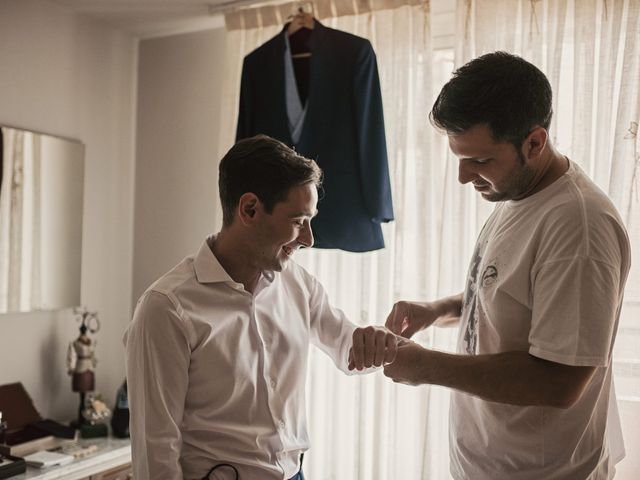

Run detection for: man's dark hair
[[430, 51, 553, 149], [219, 135, 322, 227]]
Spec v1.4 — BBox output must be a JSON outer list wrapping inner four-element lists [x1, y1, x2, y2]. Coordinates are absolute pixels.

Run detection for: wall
[[132, 28, 227, 303], [0, 0, 136, 421]]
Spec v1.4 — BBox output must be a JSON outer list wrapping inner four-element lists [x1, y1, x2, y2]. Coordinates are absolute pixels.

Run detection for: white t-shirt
[[450, 161, 631, 480]]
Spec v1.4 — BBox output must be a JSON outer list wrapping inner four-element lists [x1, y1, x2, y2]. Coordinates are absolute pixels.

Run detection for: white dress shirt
[[124, 236, 358, 480]]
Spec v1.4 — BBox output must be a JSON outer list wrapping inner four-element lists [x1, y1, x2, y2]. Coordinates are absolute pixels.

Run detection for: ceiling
[[51, 0, 262, 38]]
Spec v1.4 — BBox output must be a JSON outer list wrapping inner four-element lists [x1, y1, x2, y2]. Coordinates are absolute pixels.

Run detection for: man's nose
[[298, 221, 314, 248], [458, 161, 476, 184]]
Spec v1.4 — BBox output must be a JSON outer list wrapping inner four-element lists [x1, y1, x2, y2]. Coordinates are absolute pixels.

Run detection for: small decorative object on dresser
[[79, 394, 111, 439], [67, 307, 99, 425], [110, 380, 129, 439]]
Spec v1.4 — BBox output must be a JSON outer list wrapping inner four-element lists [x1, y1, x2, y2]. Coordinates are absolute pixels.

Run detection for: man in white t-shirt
[[382, 52, 631, 479]]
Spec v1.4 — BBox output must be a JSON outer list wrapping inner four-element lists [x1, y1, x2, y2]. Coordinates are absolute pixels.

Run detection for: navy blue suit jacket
[[236, 21, 394, 252]]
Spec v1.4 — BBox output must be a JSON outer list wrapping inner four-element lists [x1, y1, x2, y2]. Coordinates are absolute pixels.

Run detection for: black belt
[[201, 463, 238, 479], [201, 454, 304, 480]]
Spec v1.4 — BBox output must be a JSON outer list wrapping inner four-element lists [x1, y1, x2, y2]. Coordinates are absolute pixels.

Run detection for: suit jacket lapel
[[270, 30, 293, 145]]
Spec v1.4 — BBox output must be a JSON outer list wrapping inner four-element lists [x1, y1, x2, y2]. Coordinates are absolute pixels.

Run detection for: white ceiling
[[50, 0, 258, 38]]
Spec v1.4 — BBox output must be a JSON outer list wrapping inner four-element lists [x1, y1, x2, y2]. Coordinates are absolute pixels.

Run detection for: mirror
[[0, 126, 84, 314]]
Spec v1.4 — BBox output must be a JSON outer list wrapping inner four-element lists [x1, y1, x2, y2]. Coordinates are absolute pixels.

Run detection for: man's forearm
[[431, 293, 463, 327], [414, 349, 595, 408]]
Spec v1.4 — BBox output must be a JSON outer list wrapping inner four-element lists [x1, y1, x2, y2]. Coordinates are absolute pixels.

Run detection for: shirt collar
[[194, 235, 276, 286]]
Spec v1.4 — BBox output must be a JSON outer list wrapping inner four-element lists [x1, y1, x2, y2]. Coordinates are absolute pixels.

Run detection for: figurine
[[66, 307, 100, 428], [82, 395, 111, 425]]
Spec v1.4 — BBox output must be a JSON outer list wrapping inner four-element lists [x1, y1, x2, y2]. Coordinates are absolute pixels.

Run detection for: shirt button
[[278, 421, 285, 429], [270, 379, 277, 388]]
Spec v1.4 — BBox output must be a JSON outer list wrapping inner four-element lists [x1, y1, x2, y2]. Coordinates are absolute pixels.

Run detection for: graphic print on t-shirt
[[462, 244, 482, 355], [462, 240, 499, 355], [481, 265, 498, 288]]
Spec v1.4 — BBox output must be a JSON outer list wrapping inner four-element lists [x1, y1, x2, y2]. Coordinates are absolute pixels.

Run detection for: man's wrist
[[430, 294, 461, 320], [414, 347, 436, 385]]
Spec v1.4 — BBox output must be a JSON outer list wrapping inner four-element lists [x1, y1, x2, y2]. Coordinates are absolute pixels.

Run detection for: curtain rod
[[208, 0, 290, 15], [220, 0, 426, 30], [211, 0, 425, 16]]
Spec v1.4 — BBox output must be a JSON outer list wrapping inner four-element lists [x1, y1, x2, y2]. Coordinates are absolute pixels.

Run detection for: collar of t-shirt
[[504, 159, 576, 210]]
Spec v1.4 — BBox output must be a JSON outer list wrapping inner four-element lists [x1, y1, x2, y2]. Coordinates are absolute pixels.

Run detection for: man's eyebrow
[[290, 210, 318, 218]]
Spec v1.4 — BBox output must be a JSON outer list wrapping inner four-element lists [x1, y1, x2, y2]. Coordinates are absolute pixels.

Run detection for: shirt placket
[[252, 286, 288, 471]]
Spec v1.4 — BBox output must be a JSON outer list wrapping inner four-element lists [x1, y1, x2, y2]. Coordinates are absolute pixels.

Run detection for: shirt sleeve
[[306, 273, 380, 375], [124, 290, 192, 480], [527, 187, 630, 368], [305, 275, 354, 374], [529, 256, 622, 367]]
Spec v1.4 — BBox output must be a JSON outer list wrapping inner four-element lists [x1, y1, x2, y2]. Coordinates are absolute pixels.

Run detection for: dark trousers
[[289, 453, 305, 479], [289, 470, 305, 480]]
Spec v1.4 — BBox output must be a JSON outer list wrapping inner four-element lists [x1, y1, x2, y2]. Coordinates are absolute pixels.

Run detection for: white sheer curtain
[[218, 1, 465, 478], [216, 0, 639, 477], [456, 0, 640, 477]]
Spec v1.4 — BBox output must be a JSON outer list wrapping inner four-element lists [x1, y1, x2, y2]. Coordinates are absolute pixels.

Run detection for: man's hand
[[382, 340, 429, 386], [385, 301, 440, 338], [348, 326, 399, 371]]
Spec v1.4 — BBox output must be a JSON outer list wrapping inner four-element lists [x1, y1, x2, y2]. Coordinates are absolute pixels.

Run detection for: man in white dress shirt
[[124, 134, 397, 480]]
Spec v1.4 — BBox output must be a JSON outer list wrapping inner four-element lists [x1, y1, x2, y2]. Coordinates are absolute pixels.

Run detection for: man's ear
[[237, 193, 261, 226], [521, 126, 548, 162]]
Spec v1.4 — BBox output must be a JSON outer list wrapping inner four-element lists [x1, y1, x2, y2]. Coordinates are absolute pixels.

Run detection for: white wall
[[0, 0, 136, 421], [132, 28, 227, 303]]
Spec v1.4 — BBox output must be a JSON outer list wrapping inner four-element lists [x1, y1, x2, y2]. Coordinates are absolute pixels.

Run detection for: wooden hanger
[[287, 4, 314, 59], [287, 4, 314, 36]]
